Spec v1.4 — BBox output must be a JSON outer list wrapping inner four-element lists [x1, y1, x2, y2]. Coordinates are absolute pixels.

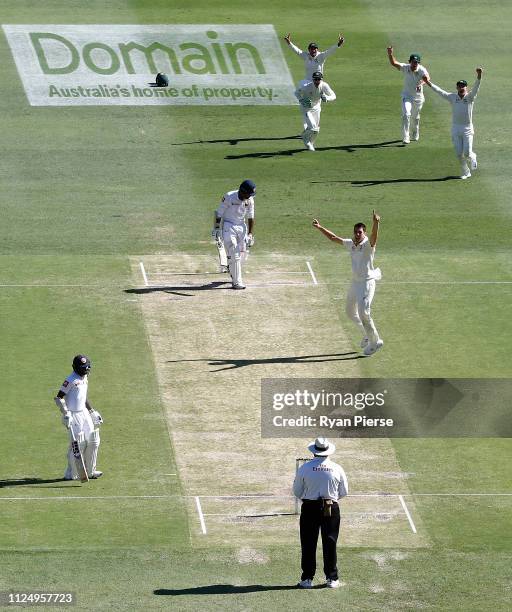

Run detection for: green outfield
[[0, 0, 511, 610]]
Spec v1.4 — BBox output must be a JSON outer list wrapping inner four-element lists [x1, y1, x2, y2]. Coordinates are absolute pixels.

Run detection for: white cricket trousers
[[222, 221, 247, 286], [301, 106, 321, 144], [345, 279, 380, 344], [451, 125, 476, 170], [401, 96, 424, 140], [65, 410, 100, 479]]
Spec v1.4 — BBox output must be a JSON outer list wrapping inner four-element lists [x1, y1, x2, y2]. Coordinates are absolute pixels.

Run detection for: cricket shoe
[[402, 136, 410, 144], [297, 579, 313, 589], [305, 142, 315, 151], [363, 339, 384, 356], [220, 265, 229, 273], [232, 284, 246, 290], [460, 171, 471, 180], [360, 337, 369, 348], [90, 471, 103, 479], [412, 133, 419, 141], [326, 579, 340, 588]]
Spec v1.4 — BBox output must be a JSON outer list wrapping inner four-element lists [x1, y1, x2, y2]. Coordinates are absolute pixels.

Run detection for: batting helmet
[[239, 179, 256, 197], [409, 53, 421, 62], [312, 71, 323, 80], [72, 354, 91, 377], [155, 73, 169, 87]]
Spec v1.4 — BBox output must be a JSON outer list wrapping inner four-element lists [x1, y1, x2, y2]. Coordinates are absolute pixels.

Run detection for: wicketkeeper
[[212, 180, 255, 290], [294, 71, 336, 151], [54, 355, 103, 480]]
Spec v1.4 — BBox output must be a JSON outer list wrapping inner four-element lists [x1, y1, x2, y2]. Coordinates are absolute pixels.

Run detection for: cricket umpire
[[293, 437, 348, 589]]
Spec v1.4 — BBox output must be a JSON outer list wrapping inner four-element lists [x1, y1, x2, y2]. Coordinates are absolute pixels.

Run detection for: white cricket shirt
[[430, 79, 481, 127], [288, 42, 340, 81], [216, 190, 254, 225], [60, 372, 88, 412], [293, 457, 349, 501], [294, 80, 336, 110], [399, 62, 428, 100], [342, 236, 381, 282]]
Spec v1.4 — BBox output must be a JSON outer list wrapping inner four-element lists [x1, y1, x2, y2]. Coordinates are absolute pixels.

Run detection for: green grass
[[0, 0, 511, 610]]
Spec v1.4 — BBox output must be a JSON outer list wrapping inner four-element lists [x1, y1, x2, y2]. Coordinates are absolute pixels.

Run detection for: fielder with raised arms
[[284, 33, 345, 86], [212, 180, 255, 290], [313, 211, 383, 355], [54, 355, 103, 480], [423, 68, 483, 179], [387, 47, 430, 144]]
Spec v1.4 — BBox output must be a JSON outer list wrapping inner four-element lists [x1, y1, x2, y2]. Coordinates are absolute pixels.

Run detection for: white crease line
[[139, 261, 149, 287], [306, 261, 318, 285], [195, 496, 207, 535], [0, 495, 173, 501], [163, 473, 177, 476], [1, 493, 511, 502], [318, 280, 512, 286], [399, 494, 417, 534]]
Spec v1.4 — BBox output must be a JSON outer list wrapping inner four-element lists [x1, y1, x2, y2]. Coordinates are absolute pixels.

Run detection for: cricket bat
[[213, 212, 228, 271], [70, 427, 89, 483]]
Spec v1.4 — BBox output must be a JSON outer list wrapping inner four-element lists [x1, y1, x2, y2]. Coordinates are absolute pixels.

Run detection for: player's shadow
[[313, 176, 460, 187], [167, 351, 364, 371], [154, 584, 299, 596], [125, 281, 230, 297], [0, 477, 71, 488], [171, 134, 302, 146], [224, 139, 403, 159]]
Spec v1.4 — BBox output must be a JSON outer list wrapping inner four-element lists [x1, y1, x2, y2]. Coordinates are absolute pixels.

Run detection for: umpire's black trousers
[[300, 499, 340, 581]]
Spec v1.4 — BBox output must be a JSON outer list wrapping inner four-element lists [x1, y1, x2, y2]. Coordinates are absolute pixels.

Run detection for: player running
[[312, 211, 383, 355], [387, 47, 430, 144], [423, 68, 483, 179]]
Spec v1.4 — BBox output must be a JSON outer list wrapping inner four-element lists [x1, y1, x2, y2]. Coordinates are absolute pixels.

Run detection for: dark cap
[[409, 53, 421, 62], [239, 179, 256, 196], [456, 79, 468, 87], [308, 42, 319, 49], [312, 71, 323, 80]]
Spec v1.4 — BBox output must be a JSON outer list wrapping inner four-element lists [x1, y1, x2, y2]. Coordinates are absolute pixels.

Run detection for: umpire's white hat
[[308, 437, 335, 456]]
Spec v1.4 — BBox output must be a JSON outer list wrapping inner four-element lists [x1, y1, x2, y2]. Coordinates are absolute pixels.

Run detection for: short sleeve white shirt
[[342, 236, 380, 281], [293, 457, 349, 501], [216, 190, 254, 225], [399, 63, 428, 100], [60, 372, 88, 412]]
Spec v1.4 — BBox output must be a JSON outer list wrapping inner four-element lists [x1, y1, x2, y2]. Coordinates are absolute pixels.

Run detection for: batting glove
[[212, 228, 222, 241], [90, 410, 103, 425], [320, 93, 327, 102], [300, 98, 312, 109], [246, 234, 255, 248], [62, 411, 72, 429]]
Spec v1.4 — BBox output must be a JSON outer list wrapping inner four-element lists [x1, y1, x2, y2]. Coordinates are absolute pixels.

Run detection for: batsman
[[212, 179, 256, 290], [54, 354, 103, 480]]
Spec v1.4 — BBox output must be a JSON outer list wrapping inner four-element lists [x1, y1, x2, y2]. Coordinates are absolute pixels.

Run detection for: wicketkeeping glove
[[62, 411, 72, 429], [90, 410, 103, 425], [246, 233, 255, 248], [300, 98, 312, 109]]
